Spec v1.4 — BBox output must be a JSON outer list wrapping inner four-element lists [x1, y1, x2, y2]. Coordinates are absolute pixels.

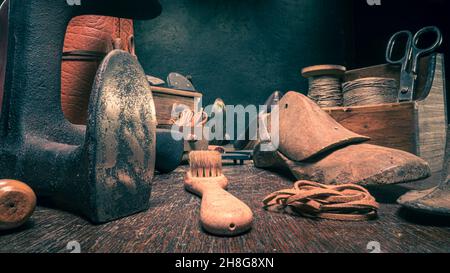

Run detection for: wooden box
[[323, 54, 447, 174], [151, 86, 202, 126], [151, 86, 207, 151]]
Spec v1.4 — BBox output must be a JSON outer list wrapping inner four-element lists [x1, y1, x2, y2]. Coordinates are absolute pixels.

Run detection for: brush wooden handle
[[185, 173, 253, 236], [200, 185, 253, 236], [0, 180, 36, 231]]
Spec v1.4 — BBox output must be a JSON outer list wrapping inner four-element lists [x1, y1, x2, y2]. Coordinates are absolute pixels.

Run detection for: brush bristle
[[189, 151, 223, 177]]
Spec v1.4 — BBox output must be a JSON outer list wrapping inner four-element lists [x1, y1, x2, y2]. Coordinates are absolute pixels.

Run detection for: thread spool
[[302, 65, 346, 108], [342, 77, 398, 106]]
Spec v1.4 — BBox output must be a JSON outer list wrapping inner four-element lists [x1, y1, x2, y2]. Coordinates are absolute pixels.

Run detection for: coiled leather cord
[[263, 181, 379, 221]]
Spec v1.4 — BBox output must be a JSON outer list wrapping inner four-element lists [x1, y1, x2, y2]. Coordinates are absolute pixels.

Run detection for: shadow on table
[[0, 219, 35, 236], [367, 185, 411, 204], [397, 207, 450, 227]]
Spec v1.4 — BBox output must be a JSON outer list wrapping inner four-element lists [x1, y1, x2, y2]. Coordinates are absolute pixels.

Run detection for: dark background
[[135, 0, 450, 107]]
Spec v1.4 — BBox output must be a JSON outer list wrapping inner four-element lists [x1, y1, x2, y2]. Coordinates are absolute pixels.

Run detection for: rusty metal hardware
[[386, 26, 443, 101], [0, 0, 161, 223]]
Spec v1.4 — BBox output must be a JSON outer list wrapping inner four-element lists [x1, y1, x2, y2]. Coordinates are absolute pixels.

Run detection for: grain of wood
[[152, 88, 201, 126], [324, 103, 416, 153], [1, 164, 449, 253], [415, 54, 447, 174]]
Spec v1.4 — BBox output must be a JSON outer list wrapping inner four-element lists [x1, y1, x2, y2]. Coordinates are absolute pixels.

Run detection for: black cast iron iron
[[0, 0, 162, 223]]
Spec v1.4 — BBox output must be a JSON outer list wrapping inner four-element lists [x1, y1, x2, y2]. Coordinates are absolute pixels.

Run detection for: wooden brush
[[185, 151, 253, 236]]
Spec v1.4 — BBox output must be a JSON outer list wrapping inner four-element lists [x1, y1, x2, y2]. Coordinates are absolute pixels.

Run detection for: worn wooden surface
[[415, 54, 447, 174], [1, 163, 450, 253], [324, 103, 416, 153]]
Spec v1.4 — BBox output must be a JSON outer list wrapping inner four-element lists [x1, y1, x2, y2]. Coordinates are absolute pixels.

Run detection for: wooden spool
[[0, 180, 36, 231], [302, 65, 346, 108]]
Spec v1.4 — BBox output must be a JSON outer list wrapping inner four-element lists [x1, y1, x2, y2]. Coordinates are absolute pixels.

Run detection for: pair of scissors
[[385, 26, 443, 102]]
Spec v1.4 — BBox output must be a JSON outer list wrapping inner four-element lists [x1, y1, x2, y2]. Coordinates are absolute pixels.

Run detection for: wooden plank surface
[[1, 164, 450, 253], [324, 103, 416, 153], [416, 54, 447, 173], [151, 86, 202, 126], [151, 86, 203, 98], [153, 93, 196, 125]]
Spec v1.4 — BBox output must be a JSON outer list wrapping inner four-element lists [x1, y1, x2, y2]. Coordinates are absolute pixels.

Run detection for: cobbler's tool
[[253, 92, 431, 186], [185, 151, 253, 236], [398, 127, 450, 216], [302, 65, 346, 107], [263, 181, 379, 221], [172, 106, 207, 140], [386, 26, 442, 101], [155, 129, 184, 173], [209, 98, 230, 146], [342, 77, 398, 106], [0, 180, 36, 231], [0, 0, 161, 223], [167, 72, 196, 91], [147, 75, 165, 86], [222, 151, 253, 165], [151, 87, 202, 126], [208, 146, 253, 165], [234, 91, 283, 151]]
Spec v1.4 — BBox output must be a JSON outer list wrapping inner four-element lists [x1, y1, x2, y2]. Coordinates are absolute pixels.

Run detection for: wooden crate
[[151, 86, 202, 126], [323, 54, 447, 174], [151, 86, 207, 152]]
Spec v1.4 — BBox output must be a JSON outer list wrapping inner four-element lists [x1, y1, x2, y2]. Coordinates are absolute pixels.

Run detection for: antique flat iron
[[0, 0, 162, 223]]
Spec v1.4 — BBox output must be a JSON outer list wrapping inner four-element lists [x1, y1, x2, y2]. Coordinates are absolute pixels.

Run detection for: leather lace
[[263, 181, 379, 221]]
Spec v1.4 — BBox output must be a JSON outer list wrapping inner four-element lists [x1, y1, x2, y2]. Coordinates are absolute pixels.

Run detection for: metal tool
[[234, 91, 283, 150], [0, 0, 161, 223], [167, 72, 196, 91], [209, 146, 252, 165], [398, 127, 450, 216], [386, 26, 442, 101], [222, 151, 253, 165], [147, 75, 166, 86]]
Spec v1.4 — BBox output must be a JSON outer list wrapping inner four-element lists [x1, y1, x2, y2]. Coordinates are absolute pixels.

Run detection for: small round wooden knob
[[0, 179, 36, 231]]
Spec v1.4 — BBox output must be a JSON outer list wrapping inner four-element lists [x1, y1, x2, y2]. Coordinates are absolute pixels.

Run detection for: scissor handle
[[385, 30, 413, 67], [410, 26, 443, 73]]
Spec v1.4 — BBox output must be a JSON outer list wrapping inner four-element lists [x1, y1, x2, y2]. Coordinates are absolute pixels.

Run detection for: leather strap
[[62, 33, 135, 62], [62, 50, 107, 62], [263, 181, 379, 221]]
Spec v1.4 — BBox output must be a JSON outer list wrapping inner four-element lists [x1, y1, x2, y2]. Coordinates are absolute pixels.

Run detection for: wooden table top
[[1, 164, 450, 253]]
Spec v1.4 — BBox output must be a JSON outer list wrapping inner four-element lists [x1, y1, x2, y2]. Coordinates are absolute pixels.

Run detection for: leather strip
[[62, 50, 107, 62], [263, 180, 379, 221]]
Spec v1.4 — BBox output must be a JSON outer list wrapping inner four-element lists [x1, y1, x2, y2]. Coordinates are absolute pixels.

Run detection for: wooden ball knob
[[0, 180, 36, 231]]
